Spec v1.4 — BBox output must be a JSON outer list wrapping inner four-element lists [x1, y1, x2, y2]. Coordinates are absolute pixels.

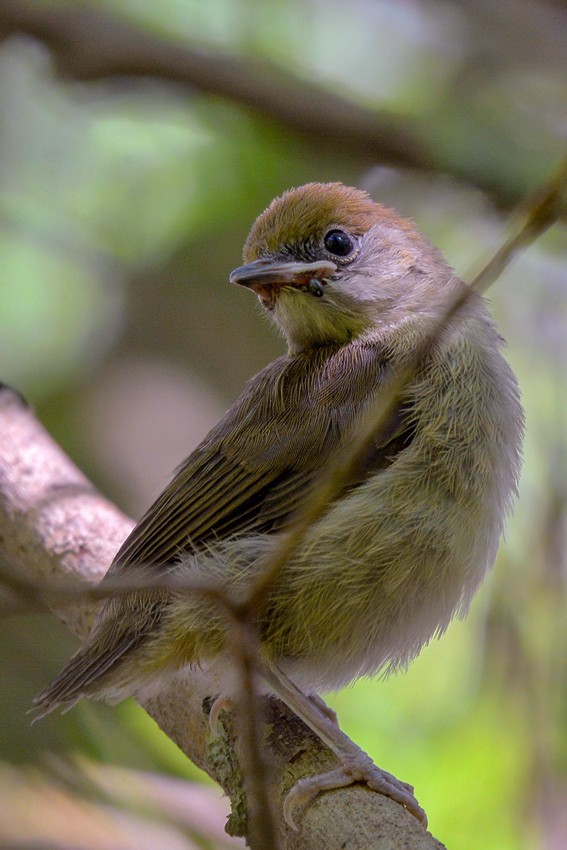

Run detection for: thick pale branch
[[0, 385, 444, 849]]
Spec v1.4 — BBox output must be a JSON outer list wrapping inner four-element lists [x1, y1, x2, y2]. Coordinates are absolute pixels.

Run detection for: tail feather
[[32, 633, 142, 719]]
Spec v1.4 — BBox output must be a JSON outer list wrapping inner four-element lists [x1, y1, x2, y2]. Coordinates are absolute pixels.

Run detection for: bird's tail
[[31, 632, 142, 720]]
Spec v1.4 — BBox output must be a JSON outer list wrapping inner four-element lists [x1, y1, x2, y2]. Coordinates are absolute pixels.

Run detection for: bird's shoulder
[[110, 340, 393, 570], [209, 340, 391, 441]]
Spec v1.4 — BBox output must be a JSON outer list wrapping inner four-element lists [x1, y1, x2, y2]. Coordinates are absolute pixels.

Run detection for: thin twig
[[224, 616, 280, 850]]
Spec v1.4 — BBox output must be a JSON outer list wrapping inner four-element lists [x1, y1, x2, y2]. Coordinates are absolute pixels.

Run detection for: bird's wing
[[112, 447, 305, 570], [109, 354, 326, 571], [110, 345, 412, 573]]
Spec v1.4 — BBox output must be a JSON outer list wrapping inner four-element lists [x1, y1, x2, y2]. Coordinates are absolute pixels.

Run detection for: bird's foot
[[284, 750, 427, 830], [208, 694, 234, 734], [264, 664, 427, 831]]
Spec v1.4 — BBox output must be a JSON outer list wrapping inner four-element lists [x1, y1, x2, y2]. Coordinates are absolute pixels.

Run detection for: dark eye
[[324, 229, 355, 258]]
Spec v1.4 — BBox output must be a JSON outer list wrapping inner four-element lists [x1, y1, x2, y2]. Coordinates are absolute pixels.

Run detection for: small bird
[[34, 183, 523, 827]]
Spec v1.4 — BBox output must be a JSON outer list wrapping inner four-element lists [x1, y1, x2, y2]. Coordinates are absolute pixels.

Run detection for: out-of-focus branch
[[0, 0, 563, 214], [0, 385, 445, 850], [0, 0, 421, 166]]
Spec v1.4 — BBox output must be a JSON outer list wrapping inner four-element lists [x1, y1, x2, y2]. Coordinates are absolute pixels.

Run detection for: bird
[[33, 182, 524, 828]]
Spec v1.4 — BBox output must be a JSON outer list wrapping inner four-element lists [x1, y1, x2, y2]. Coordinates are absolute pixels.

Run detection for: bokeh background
[[0, 1, 566, 848]]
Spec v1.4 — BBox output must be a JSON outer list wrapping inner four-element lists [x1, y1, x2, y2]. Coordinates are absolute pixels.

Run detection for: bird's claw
[[208, 695, 234, 734], [284, 768, 356, 830], [283, 758, 427, 831]]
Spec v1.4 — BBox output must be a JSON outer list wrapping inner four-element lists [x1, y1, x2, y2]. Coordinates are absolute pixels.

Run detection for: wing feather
[[110, 344, 408, 574]]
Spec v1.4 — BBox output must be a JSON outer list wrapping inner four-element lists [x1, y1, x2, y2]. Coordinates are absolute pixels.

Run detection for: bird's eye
[[323, 229, 356, 258]]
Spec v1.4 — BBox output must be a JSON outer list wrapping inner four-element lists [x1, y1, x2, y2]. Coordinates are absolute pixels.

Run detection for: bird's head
[[230, 182, 458, 354]]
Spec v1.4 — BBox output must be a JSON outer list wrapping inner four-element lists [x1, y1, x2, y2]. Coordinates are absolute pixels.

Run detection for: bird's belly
[[258, 464, 502, 693]]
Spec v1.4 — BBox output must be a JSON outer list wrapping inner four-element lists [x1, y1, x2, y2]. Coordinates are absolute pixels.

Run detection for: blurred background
[[0, 1, 566, 848]]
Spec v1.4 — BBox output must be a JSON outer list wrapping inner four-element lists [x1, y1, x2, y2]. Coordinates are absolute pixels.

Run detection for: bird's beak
[[229, 259, 337, 296]]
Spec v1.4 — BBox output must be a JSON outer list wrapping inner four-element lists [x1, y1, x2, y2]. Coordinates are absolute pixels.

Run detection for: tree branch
[[0, 384, 445, 849], [0, 0, 563, 213], [0, 0, 421, 165]]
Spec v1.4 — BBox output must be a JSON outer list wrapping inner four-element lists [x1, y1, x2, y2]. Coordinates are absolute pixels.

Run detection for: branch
[[0, 0, 421, 167], [0, 0, 563, 212], [0, 384, 445, 850]]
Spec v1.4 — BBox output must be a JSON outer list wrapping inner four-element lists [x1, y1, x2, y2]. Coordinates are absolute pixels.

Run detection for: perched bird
[[34, 183, 523, 827]]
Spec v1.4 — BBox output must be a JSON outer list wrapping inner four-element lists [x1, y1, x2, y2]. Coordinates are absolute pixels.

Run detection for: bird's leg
[[209, 691, 338, 732], [308, 693, 339, 726], [264, 664, 427, 831]]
